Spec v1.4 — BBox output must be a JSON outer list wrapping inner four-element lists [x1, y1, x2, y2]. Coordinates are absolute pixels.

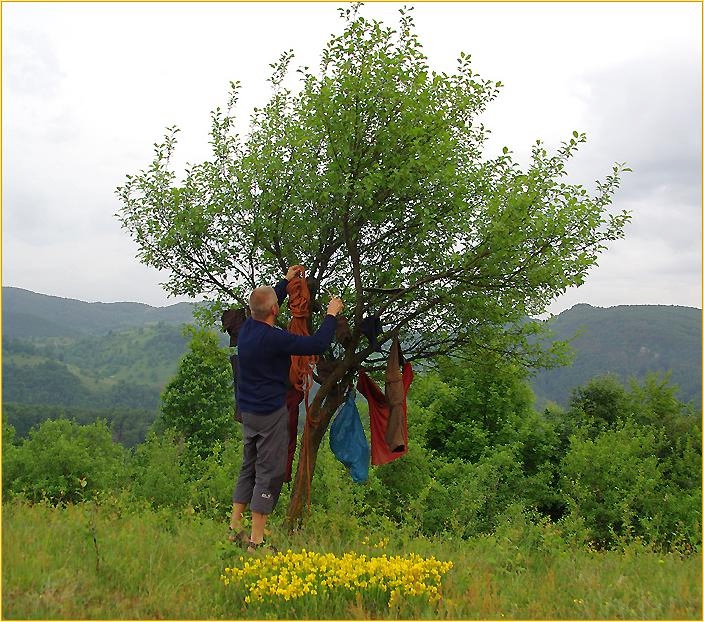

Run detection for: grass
[[2, 497, 701, 619]]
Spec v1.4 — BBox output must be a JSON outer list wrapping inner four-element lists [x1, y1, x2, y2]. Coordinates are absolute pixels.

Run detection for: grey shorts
[[232, 403, 288, 514]]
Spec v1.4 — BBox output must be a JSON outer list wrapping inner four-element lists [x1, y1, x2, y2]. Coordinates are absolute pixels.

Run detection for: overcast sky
[[2, 1, 701, 316]]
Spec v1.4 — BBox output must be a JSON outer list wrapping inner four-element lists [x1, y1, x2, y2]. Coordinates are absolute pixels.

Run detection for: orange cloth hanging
[[285, 387, 304, 482], [384, 335, 406, 452], [285, 276, 324, 508], [286, 277, 317, 392]]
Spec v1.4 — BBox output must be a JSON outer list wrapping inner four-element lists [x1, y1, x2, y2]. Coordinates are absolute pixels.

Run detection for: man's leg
[[230, 502, 248, 531], [248, 404, 288, 545], [250, 511, 268, 544], [230, 419, 258, 540]]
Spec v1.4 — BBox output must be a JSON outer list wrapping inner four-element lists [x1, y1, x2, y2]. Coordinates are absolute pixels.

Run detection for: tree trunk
[[285, 372, 351, 529]]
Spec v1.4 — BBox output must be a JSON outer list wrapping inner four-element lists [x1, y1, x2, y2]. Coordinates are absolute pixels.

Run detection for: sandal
[[227, 527, 249, 548], [246, 540, 278, 554]]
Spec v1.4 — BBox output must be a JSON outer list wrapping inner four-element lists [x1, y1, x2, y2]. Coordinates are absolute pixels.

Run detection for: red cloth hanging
[[285, 387, 304, 482], [356, 361, 413, 466]]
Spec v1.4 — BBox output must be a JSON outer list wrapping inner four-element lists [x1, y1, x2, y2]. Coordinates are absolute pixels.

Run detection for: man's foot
[[246, 540, 278, 554], [227, 527, 249, 548]]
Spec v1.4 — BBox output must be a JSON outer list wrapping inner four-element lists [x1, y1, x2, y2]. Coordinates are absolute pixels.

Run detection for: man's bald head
[[249, 286, 278, 321]]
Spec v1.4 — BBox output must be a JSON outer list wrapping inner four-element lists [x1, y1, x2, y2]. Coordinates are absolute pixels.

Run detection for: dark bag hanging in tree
[[329, 390, 370, 483], [221, 307, 248, 423]]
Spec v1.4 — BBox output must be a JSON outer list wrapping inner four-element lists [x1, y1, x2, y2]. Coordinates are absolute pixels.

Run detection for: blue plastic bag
[[329, 390, 370, 483]]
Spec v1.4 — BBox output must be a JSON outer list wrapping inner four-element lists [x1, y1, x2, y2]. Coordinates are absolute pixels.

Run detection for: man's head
[[249, 286, 279, 322]]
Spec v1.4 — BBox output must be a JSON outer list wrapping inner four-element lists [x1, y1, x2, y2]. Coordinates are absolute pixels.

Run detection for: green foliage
[[2, 359, 91, 407], [129, 429, 191, 508], [4, 418, 129, 503], [3, 402, 158, 448], [2, 419, 19, 497], [1, 357, 162, 410], [560, 420, 669, 548], [373, 443, 433, 522], [116, 4, 629, 372], [416, 357, 535, 461], [567, 373, 630, 431], [2, 324, 191, 412], [185, 436, 243, 519], [158, 326, 235, 457]]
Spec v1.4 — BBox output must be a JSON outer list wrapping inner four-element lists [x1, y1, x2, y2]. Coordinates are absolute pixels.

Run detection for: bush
[[186, 436, 243, 520], [6, 418, 129, 503], [410, 446, 526, 539], [374, 442, 434, 522], [560, 420, 667, 548], [130, 428, 190, 508], [2, 419, 19, 501]]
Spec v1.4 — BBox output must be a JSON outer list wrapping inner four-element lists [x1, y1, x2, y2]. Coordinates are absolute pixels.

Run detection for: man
[[228, 264, 344, 551]]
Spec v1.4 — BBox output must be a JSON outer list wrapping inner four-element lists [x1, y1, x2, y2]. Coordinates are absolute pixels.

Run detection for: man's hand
[[286, 265, 305, 281], [326, 296, 344, 317]]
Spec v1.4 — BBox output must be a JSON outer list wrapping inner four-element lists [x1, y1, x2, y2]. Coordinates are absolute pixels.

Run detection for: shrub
[[560, 420, 666, 548], [2, 419, 19, 501], [130, 428, 190, 508], [186, 436, 243, 519], [7, 418, 129, 503]]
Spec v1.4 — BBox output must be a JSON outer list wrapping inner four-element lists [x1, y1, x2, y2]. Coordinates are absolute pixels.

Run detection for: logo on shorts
[[261, 492, 272, 499]]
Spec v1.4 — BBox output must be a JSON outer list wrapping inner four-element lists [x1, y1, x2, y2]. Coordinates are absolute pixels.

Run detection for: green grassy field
[[2, 497, 701, 619]]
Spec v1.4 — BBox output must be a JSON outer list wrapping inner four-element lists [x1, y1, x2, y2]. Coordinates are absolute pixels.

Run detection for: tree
[[159, 326, 234, 458], [417, 355, 535, 462], [116, 5, 630, 526]]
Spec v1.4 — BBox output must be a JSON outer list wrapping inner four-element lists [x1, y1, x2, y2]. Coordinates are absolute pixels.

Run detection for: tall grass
[[2, 496, 700, 620]]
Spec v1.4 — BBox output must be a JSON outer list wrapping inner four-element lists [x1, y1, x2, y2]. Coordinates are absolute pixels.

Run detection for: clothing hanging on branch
[[285, 387, 304, 482], [357, 335, 414, 466], [283, 276, 318, 483], [286, 277, 317, 392], [360, 314, 383, 352], [221, 307, 248, 423]]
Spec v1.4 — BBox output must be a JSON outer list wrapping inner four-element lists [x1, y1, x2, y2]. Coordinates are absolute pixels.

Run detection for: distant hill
[[2, 287, 196, 338], [533, 304, 701, 408], [1, 288, 701, 445], [1, 287, 203, 445]]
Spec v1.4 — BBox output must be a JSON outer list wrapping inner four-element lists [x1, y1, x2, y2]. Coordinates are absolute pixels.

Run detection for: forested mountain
[[1, 288, 701, 446], [533, 304, 701, 408], [2, 287, 200, 445], [2, 287, 195, 338]]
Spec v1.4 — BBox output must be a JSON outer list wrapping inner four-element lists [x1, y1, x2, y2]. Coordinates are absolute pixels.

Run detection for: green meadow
[[2, 496, 700, 620]]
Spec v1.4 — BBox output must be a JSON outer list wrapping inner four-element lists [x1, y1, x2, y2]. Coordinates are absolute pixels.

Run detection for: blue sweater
[[236, 279, 337, 414]]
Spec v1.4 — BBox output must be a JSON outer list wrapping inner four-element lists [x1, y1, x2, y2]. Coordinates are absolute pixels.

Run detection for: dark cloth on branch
[[222, 307, 248, 422], [360, 315, 383, 352]]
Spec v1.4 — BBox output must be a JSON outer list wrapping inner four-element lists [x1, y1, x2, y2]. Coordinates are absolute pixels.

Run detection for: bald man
[[228, 265, 343, 552]]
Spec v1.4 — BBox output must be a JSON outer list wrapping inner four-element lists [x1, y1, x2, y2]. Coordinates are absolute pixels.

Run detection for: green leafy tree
[[116, 5, 629, 524], [566, 373, 631, 433], [159, 326, 234, 458], [417, 356, 535, 462]]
